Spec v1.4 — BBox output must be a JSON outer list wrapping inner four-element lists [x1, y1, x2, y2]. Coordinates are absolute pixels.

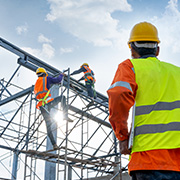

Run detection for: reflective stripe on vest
[[130, 57, 180, 152], [35, 77, 48, 99], [135, 122, 180, 136], [136, 100, 180, 116]]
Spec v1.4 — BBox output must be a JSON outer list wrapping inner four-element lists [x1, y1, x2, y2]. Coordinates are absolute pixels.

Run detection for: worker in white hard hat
[[107, 22, 180, 179]]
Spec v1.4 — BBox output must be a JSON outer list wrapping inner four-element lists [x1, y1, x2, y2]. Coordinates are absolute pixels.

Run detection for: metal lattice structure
[[0, 37, 129, 180]]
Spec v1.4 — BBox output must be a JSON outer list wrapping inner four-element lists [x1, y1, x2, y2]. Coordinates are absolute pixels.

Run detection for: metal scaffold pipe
[[0, 37, 129, 180]]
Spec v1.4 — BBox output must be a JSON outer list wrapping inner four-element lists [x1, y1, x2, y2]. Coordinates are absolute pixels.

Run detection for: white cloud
[[38, 34, 52, 43], [46, 0, 132, 47], [41, 43, 55, 58], [154, 0, 180, 54], [22, 43, 55, 60], [16, 23, 28, 35], [165, 0, 180, 54], [60, 47, 73, 54]]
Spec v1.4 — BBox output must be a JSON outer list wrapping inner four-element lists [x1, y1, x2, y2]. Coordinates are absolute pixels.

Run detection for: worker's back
[[131, 57, 180, 104], [131, 56, 180, 153], [34, 76, 49, 100]]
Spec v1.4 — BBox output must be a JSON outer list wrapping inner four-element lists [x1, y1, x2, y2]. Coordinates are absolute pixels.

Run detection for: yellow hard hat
[[36, 67, 47, 75], [128, 22, 160, 45], [81, 63, 89, 68]]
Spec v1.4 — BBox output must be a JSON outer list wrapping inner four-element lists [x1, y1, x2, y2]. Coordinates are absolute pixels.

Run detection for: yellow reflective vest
[[130, 57, 180, 153]]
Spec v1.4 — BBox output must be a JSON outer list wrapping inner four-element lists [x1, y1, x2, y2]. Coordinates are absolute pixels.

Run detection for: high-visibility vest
[[83, 66, 96, 83], [34, 77, 53, 109], [130, 57, 180, 153]]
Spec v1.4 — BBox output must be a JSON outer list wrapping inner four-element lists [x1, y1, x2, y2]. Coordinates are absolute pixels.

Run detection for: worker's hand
[[119, 139, 131, 155], [62, 73, 66, 76]]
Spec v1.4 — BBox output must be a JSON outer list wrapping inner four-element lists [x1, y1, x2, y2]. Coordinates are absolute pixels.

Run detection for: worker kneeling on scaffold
[[34, 67, 73, 150]]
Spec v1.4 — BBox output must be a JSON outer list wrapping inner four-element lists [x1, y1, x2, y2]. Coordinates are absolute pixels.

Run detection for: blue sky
[[1, 0, 180, 95], [1, 0, 180, 178]]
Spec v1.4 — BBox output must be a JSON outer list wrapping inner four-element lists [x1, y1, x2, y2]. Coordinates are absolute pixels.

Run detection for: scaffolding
[[0, 37, 129, 180]]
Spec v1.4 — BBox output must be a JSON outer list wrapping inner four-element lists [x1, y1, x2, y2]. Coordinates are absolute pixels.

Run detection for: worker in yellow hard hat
[[71, 63, 96, 107], [80, 63, 89, 68], [35, 67, 47, 76], [107, 21, 180, 179], [34, 67, 73, 149]]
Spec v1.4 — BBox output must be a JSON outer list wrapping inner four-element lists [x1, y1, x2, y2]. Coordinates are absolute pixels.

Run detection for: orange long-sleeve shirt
[[107, 59, 180, 173]]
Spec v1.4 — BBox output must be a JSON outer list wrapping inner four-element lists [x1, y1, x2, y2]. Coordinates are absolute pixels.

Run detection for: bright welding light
[[54, 110, 64, 123]]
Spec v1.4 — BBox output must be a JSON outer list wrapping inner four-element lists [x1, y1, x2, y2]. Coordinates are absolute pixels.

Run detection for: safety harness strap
[[38, 90, 50, 106]]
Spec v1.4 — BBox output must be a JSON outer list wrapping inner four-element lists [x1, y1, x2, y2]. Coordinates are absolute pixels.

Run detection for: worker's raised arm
[[70, 67, 84, 76], [47, 74, 64, 88]]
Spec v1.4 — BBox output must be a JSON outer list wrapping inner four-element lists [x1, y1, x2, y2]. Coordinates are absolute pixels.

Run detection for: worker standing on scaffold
[[34, 67, 73, 150], [71, 63, 96, 107], [107, 22, 180, 180]]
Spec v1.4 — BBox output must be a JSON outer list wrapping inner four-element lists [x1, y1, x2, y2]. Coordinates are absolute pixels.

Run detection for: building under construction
[[0, 37, 130, 180]]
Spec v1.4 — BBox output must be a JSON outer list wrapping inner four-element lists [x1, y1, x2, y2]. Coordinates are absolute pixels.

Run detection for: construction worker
[[71, 63, 96, 106], [34, 67, 72, 149], [107, 22, 180, 180]]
